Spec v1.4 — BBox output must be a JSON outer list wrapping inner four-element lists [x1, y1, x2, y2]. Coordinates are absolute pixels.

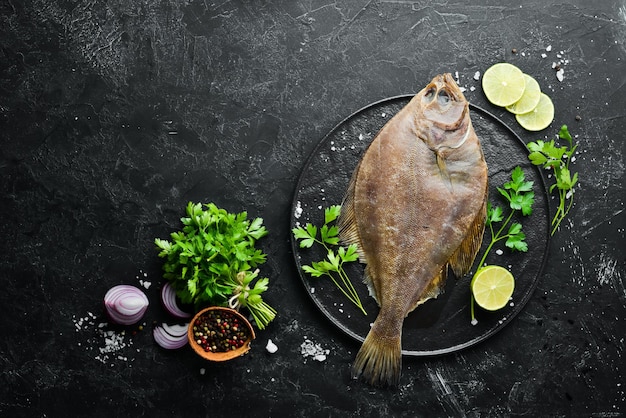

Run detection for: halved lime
[[515, 93, 554, 131], [506, 74, 542, 115], [482, 63, 526, 107], [471, 265, 515, 311]]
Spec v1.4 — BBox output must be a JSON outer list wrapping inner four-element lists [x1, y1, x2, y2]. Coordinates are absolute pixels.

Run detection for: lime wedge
[[506, 74, 542, 114], [471, 265, 515, 311], [515, 93, 555, 131], [482, 63, 526, 107]]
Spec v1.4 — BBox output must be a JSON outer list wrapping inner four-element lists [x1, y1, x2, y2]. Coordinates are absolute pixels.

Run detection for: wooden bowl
[[188, 306, 255, 361]]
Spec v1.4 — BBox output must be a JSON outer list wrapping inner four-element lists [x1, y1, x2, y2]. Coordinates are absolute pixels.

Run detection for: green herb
[[155, 202, 276, 330], [527, 124, 578, 235], [470, 166, 535, 323], [292, 205, 367, 315]]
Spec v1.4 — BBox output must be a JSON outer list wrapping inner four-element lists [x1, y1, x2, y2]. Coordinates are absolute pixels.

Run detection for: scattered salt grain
[[556, 68, 564, 82], [471, 318, 478, 326], [300, 338, 330, 362], [294, 201, 303, 219], [200, 368, 206, 375], [496, 249, 504, 256], [473, 71, 480, 81], [139, 280, 151, 289], [546, 45, 552, 52], [266, 339, 279, 354]]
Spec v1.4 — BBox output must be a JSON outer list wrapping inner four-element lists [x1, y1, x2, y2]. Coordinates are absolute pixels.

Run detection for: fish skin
[[338, 73, 488, 387]]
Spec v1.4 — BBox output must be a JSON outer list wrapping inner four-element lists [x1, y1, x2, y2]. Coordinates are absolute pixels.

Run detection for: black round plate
[[290, 95, 550, 356]]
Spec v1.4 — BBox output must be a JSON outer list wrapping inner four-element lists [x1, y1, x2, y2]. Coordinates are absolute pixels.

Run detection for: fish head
[[417, 73, 471, 151]]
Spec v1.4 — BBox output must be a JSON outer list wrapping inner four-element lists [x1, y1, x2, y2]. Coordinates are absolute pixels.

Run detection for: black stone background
[[1, 0, 625, 417]]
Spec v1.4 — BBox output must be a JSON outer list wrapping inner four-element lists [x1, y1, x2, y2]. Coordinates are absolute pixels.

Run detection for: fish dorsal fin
[[448, 188, 488, 277], [338, 164, 380, 303], [338, 162, 367, 264]]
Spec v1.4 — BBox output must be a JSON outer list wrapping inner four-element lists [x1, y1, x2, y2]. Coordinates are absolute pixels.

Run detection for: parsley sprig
[[292, 205, 367, 315], [470, 166, 534, 322], [482, 165, 535, 260], [527, 125, 578, 235], [155, 202, 276, 330]]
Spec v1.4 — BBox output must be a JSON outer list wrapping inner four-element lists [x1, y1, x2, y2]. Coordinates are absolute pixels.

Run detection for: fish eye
[[424, 88, 436, 101], [438, 90, 451, 105]]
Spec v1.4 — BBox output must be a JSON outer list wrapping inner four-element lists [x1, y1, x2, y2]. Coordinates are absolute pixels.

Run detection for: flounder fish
[[338, 73, 488, 387]]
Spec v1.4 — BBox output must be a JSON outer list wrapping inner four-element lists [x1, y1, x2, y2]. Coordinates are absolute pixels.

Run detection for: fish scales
[[338, 73, 488, 387]]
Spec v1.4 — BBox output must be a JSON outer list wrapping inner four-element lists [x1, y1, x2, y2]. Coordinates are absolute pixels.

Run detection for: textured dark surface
[[1, 0, 625, 417]]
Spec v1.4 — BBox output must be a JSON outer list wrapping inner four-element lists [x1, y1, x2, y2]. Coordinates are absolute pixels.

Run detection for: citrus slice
[[471, 265, 515, 311], [515, 93, 554, 131], [506, 74, 542, 114], [482, 63, 526, 107]]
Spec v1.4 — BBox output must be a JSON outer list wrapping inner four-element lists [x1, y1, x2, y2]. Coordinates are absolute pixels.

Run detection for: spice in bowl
[[188, 307, 255, 361]]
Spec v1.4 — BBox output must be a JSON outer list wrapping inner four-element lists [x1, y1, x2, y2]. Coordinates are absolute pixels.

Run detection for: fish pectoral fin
[[409, 268, 447, 314], [364, 266, 380, 306], [449, 193, 488, 277], [338, 163, 367, 263], [435, 152, 452, 189]]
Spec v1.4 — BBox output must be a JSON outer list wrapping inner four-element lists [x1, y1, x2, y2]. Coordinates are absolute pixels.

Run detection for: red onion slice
[[161, 282, 193, 319], [153, 323, 189, 349], [104, 285, 149, 325]]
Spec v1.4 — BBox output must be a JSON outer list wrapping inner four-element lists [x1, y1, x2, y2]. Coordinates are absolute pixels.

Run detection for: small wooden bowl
[[188, 306, 255, 361]]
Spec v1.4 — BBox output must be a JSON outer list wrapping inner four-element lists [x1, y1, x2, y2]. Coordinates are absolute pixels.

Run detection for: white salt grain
[[294, 201, 303, 219], [473, 71, 480, 81], [266, 339, 279, 354], [556, 68, 564, 82], [300, 338, 330, 362]]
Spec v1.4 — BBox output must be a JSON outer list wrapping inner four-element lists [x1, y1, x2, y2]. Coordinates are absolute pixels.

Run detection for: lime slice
[[471, 265, 515, 311], [515, 93, 555, 131], [506, 74, 542, 114], [482, 63, 526, 107]]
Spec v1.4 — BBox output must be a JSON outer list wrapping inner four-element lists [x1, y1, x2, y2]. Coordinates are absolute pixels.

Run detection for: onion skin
[[104, 285, 149, 325], [161, 282, 193, 319]]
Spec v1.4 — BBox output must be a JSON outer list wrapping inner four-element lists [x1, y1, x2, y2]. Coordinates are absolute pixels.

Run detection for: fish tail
[[351, 326, 402, 387]]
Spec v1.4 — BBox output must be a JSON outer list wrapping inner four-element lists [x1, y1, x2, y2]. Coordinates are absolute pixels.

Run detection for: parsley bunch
[[527, 125, 578, 235], [292, 205, 367, 315], [155, 202, 276, 330]]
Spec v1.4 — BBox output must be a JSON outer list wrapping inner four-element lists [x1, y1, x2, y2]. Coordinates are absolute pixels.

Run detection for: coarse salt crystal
[[266, 339, 278, 354], [294, 201, 303, 219], [556, 68, 564, 82], [473, 71, 480, 81]]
